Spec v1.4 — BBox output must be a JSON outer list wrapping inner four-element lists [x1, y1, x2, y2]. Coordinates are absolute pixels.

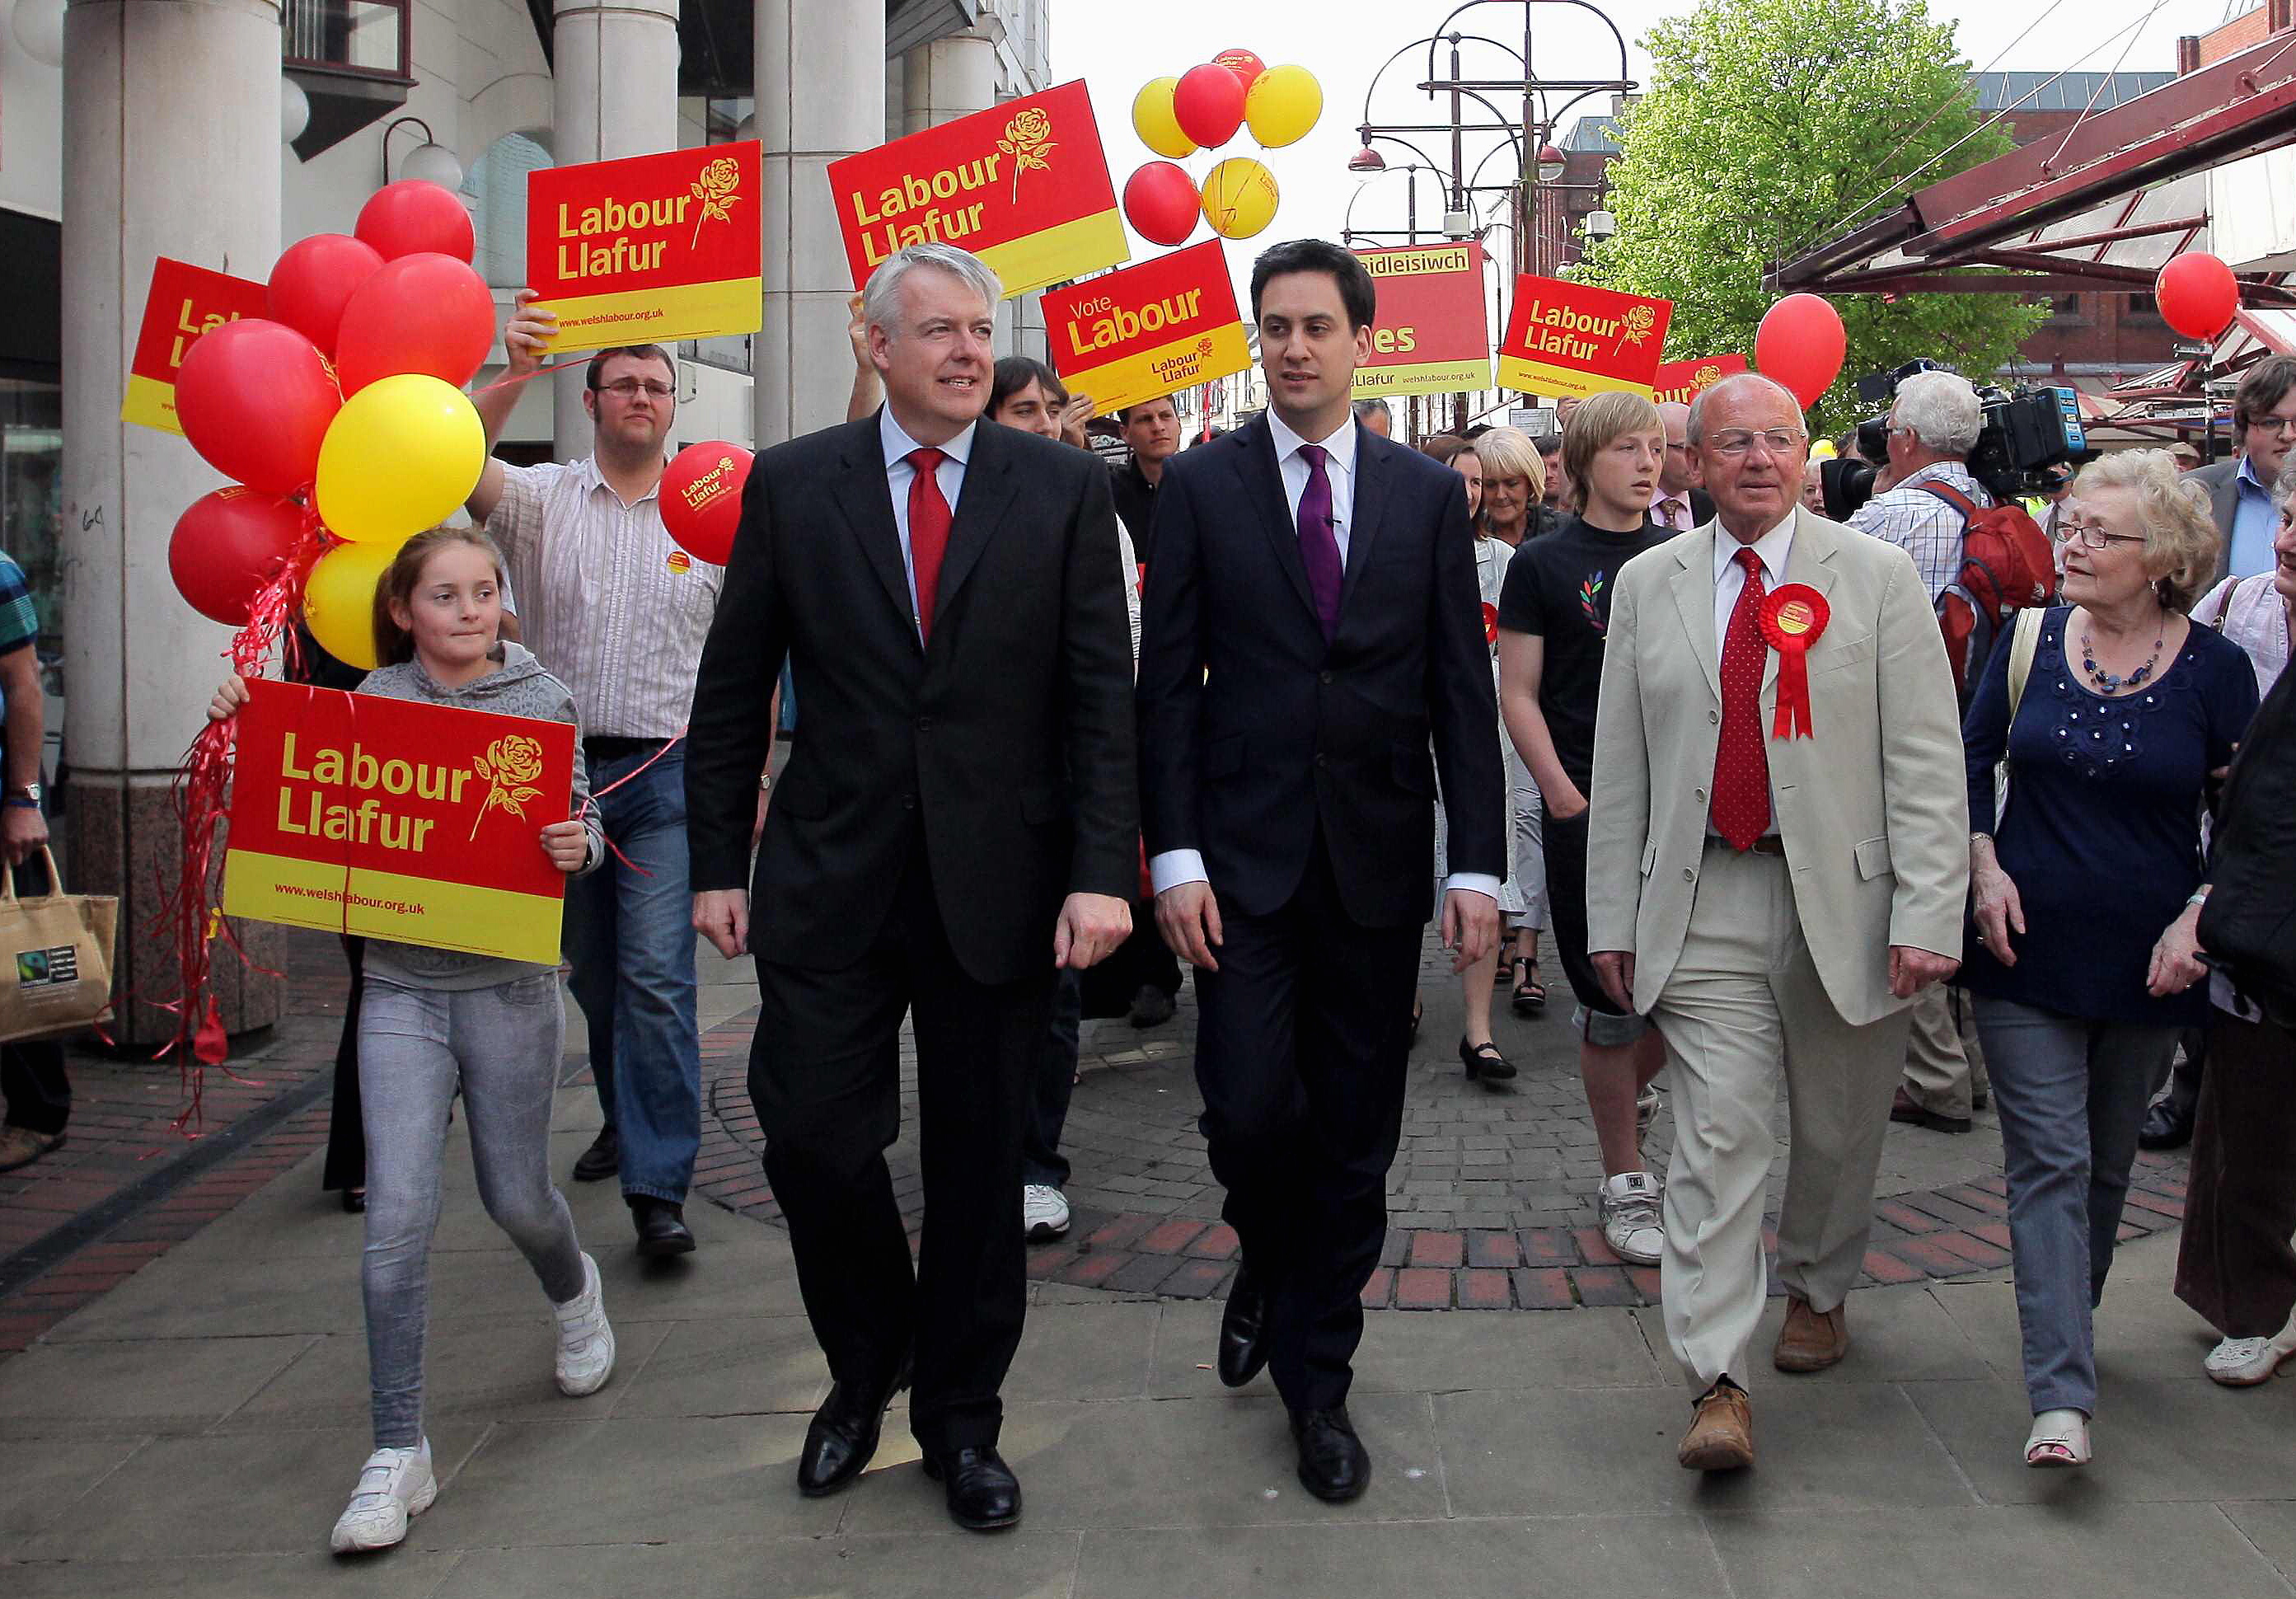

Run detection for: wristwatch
[[4, 783, 41, 809]]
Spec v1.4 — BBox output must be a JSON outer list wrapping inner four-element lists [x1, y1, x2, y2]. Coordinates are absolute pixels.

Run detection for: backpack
[[1915, 480, 2057, 702], [2197, 664, 2296, 1033]]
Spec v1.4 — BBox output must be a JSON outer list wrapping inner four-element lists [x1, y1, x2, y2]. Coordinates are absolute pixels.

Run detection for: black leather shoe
[[796, 1356, 911, 1498], [572, 1126, 619, 1182], [2138, 1090, 2197, 1151], [1291, 1405, 1370, 1503], [1460, 1036, 1517, 1082], [630, 1198, 696, 1257], [922, 1446, 1021, 1531], [1218, 1264, 1272, 1388]]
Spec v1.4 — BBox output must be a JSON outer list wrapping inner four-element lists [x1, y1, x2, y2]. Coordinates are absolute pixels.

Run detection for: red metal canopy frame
[[1775, 33, 2296, 307]]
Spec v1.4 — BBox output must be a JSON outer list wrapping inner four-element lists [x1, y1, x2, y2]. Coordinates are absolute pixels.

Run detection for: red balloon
[[173, 319, 341, 495], [1123, 162, 1202, 247], [660, 441, 752, 566], [1754, 293, 1847, 410], [2156, 251, 2240, 341], [333, 253, 497, 396], [1172, 62, 1246, 150], [1214, 48, 1267, 90], [169, 486, 307, 625], [267, 232, 386, 357], [355, 180, 476, 264]]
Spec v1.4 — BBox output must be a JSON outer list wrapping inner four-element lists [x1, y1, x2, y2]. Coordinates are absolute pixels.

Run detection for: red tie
[[1711, 546, 1772, 850], [1660, 498, 1685, 529], [906, 447, 951, 645]]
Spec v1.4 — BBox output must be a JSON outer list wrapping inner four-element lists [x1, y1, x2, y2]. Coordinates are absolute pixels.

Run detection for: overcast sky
[[1050, 0, 2242, 291]]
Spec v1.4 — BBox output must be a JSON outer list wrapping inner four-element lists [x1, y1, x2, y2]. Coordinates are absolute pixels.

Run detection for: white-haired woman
[[1960, 449, 2259, 1469]]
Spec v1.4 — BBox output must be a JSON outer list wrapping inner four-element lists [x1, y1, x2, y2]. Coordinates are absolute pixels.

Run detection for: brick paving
[[689, 930, 2196, 1311]]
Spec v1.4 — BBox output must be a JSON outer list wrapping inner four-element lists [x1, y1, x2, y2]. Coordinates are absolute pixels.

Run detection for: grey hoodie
[[354, 641, 605, 993]]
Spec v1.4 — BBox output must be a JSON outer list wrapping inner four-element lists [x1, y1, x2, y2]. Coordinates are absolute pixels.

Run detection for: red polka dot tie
[[1711, 546, 1772, 850]]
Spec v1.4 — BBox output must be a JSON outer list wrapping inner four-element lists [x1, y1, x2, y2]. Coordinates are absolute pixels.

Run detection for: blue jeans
[[565, 743, 701, 1204], [1974, 996, 2178, 1416]]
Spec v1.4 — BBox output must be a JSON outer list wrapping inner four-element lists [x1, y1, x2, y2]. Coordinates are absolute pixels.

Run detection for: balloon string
[[571, 730, 683, 879], [474, 356, 592, 396]]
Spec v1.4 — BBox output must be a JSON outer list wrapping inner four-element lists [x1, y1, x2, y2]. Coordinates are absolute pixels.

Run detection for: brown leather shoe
[[1679, 1378, 1754, 1471], [1774, 1294, 1849, 1372]]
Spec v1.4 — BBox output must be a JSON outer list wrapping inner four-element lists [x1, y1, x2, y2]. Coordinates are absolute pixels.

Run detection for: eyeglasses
[[1705, 428, 1806, 457], [595, 380, 674, 401], [2246, 415, 2296, 437], [2053, 519, 2147, 551]]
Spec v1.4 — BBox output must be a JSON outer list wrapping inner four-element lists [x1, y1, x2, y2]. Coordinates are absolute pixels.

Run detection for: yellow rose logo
[[997, 108, 1057, 204], [468, 734, 546, 842], [690, 155, 743, 248], [1613, 303, 1657, 354], [1693, 362, 1722, 389]]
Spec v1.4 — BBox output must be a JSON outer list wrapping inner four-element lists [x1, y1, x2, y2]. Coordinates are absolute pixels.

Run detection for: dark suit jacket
[[2188, 457, 2242, 586], [686, 412, 1138, 988], [1135, 415, 1505, 928]]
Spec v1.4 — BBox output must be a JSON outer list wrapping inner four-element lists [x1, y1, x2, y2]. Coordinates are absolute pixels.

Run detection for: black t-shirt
[[1496, 513, 1672, 786]]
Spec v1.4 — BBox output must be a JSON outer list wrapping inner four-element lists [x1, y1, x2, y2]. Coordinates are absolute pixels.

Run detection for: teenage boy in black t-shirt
[[1497, 392, 1676, 1268]]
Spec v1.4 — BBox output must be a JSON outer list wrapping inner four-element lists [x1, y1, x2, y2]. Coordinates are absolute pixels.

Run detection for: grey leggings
[[360, 971, 586, 1449]]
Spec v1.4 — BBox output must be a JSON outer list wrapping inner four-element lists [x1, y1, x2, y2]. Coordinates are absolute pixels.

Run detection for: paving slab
[[1702, 1502, 2296, 1599], [604, 1314, 828, 1420], [1074, 1517, 1729, 1599], [0, 1333, 315, 1439], [1000, 1301, 1162, 1404], [1928, 1273, 2229, 1383], [0, 1437, 148, 1558], [0, 1552, 465, 1598], [433, 1531, 1084, 1599], [2224, 1500, 2296, 1585], [1433, 1381, 1980, 1518]]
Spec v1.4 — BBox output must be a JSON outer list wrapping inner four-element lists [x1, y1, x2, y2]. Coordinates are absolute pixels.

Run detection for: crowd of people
[[71, 234, 2294, 1550]]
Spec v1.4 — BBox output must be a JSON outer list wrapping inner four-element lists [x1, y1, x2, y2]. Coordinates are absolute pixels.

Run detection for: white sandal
[[2023, 1408, 2091, 1468], [2204, 1334, 2296, 1387]]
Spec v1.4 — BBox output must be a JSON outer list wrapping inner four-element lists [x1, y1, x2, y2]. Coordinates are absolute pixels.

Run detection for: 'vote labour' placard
[[527, 142, 765, 353], [827, 80, 1127, 299], [1497, 274, 1673, 401], [119, 257, 272, 434], [222, 681, 577, 964], [1043, 241, 1249, 415], [1350, 244, 1492, 400]]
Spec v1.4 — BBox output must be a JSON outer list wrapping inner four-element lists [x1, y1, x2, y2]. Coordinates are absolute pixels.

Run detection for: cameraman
[[1849, 369, 1994, 1137]]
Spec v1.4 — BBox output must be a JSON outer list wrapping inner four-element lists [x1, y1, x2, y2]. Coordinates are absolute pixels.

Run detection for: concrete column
[[757, 0, 883, 446], [901, 29, 997, 137], [60, 0, 284, 1040], [551, 0, 680, 457]]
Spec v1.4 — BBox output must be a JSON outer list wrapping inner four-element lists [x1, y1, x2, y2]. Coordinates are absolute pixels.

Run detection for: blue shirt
[[1961, 607, 2258, 1025], [2228, 455, 2277, 580]]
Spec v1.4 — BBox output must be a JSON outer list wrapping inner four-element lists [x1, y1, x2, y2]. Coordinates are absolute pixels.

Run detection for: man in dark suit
[[1136, 239, 1505, 1502], [1654, 401, 1715, 529], [686, 242, 1136, 1532]]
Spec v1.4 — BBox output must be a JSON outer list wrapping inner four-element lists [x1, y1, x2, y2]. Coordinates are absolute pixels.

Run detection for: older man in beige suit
[[1586, 372, 1969, 1472]]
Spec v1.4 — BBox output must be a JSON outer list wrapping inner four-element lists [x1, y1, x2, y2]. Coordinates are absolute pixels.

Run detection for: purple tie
[[1296, 443, 1342, 641]]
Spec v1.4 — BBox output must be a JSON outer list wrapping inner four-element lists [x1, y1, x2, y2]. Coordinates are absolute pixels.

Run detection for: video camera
[[1852, 359, 2092, 504]]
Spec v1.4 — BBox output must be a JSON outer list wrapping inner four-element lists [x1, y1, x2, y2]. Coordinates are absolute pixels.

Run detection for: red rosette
[[1758, 583, 1830, 739], [1481, 600, 1500, 646]]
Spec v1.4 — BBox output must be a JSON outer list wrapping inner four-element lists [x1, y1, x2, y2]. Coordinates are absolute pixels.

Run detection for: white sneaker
[[1598, 1172, 1666, 1267], [1636, 1085, 1661, 1146], [328, 1440, 436, 1554], [552, 1251, 616, 1397], [2205, 1332, 2296, 1386], [1024, 1184, 1071, 1240]]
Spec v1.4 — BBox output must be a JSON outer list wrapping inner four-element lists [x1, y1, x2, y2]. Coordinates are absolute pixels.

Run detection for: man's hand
[[1439, 888, 1500, 975], [692, 889, 750, 959], [1591, 950, 1636, 1013], [1058, 392, 1097, 449], [1155, 880, 1224, 972], [503, 288, 557, 380], [1888, 945, 1958, 1000], [2146, 905, 2209, 998], [846, 292, 870, 373], [1054, 892, 1132, 969], [1, 801, 46, 866], [207, 673, 251, 723]]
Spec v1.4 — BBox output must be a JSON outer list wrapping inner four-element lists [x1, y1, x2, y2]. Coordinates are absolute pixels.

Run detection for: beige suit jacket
[[1584, 509, 1970, 1027]]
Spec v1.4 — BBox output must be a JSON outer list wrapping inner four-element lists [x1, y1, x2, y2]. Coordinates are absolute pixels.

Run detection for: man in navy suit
[[1136, 239, 1505, 1501]]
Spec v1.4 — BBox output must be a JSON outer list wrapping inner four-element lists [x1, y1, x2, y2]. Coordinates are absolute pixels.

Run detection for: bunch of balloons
[[166, 179, 494, 668], [1122, 49, 1323, 247]]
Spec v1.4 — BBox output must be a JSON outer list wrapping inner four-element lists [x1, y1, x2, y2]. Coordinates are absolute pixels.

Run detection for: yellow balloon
[[1244, 63, 1321, 148], [302, 534, 409, 672], [1202, 157, 1279, 240], [1132, 77, 1197, 160], [1810, 438, 1839, 460], [314, 373, 485, 545]]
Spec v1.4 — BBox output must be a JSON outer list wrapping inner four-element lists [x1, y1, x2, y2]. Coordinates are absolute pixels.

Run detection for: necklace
[[2079, 619, 2164, 692]]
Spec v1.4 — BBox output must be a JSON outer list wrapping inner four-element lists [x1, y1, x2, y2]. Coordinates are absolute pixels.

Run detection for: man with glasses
[[467, 294, 724, 1259], [1651, 401, 1715, 532], [1585, 373, 1967, 1472], [1848, 369, 1994, 1138]]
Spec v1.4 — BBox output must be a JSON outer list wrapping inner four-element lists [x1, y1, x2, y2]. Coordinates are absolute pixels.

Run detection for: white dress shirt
[[1150, 415, 1501, 904], [880, 406, 976, 640], [1710, 512, 1794, 837]]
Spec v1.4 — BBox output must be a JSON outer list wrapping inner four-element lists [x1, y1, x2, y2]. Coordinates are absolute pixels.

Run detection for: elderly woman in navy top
[[1961, 448, 2259, 1471]]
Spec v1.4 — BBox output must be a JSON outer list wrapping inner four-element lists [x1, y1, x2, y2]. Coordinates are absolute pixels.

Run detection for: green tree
[[1579, 0, 2045, 438]]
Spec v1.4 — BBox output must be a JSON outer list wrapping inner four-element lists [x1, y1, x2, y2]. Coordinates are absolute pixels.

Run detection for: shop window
[[466, 133, 554, 289]]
